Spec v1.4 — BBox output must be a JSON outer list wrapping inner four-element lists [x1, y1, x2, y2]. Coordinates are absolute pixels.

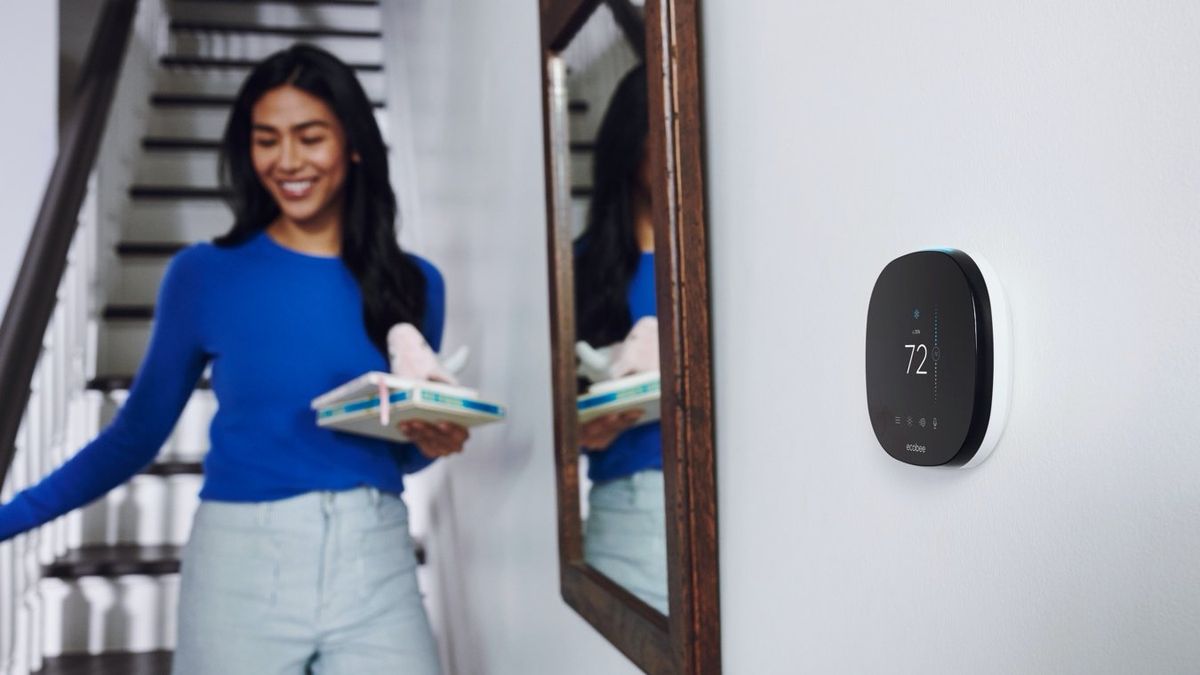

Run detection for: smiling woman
[[214, 45, 426, 361], [0, 43, 465, 675], [250, 85, 355, 255]]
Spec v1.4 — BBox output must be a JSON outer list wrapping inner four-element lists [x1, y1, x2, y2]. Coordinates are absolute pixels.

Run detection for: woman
[[574, 64, 668, 615], [0, 45, 460, 673]]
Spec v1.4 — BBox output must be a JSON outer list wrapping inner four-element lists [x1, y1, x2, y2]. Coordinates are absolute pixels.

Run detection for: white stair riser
[[135, 150, 220, 188], [40, 576, 179, 656], [123, 201, 234, 243], [170, 32, 383, 63], [148, 107, 230, 139], [147, 107, 390, 142], [571, 153, 592, 189], [98, 322, 152, 376], [112, 257, 168, 306], [569, 113, 597, 144], [168, 0, 382, 32], [571, 197, 589, 238], [100, 390, 215, 461], [76, 475, 202, 548], [156, 66, 385, 100], [110, 263, 158, 309]]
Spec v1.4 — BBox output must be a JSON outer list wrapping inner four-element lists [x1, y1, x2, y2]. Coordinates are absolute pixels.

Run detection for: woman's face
[[250, 85, 354, 228]]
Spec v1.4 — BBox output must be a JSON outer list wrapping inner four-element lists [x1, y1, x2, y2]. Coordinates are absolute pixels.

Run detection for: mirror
[[540, 0, 720, 672], [560, 6, 668, 617]]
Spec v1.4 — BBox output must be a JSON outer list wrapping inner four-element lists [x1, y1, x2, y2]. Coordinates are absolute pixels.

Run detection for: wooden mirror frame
[[538, 1, 720, 672]]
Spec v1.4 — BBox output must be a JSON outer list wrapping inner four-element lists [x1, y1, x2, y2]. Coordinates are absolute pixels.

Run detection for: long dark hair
[[214, 44, 425, 358], [574, 65, 648, 348]]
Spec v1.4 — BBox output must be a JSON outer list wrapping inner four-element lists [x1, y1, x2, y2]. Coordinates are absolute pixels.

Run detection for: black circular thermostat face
[[865, 250, 993, 466]]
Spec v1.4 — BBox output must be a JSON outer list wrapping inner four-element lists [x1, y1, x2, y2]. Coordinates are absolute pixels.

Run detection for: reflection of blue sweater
[[585, 252, 662, 483], [0, 231, 444, 541]]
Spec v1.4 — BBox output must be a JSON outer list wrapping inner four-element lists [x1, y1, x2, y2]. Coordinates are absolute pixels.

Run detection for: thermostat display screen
[[866, 252, 982, 466]]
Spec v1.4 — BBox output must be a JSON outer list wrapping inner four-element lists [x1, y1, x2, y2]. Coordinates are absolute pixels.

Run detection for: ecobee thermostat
[[865, 249, 1011, 468]]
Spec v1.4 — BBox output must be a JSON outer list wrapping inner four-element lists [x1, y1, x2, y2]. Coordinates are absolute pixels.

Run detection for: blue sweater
[[0, 231, 444, 541], [585, 252, 663, 483]]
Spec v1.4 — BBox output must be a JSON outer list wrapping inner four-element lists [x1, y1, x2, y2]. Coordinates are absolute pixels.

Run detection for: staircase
[[1, 1, 388, 673]]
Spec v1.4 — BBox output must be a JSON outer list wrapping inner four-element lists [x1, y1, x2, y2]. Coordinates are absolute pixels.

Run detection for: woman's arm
[[0, 250, 209, 541]]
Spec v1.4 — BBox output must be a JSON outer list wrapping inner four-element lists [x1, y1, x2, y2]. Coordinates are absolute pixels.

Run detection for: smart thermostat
[[865, 249, 1011, 468]]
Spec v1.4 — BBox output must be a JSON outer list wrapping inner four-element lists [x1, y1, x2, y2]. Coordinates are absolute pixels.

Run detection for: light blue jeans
[[172, 487, 441, 674], [583, 469, 669, 615]]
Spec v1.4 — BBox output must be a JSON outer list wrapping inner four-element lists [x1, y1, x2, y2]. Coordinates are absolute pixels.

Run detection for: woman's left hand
[[399, 420, 470, 459]]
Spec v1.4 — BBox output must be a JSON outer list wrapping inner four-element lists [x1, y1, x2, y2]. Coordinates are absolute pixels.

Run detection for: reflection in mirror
[[560, 6, 666, 616]]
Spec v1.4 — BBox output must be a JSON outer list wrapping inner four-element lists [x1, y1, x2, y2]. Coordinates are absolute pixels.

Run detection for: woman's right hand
[[399, 420, 469, 459], [579, 410, 643, 450]]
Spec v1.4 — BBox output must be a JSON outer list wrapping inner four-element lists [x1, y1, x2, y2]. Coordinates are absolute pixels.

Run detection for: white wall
[[385, 1, 640, 673], [704, 2, 1200, 673], [0, 4, 58, 315]]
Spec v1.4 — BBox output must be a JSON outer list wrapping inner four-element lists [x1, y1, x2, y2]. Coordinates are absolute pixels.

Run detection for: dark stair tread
[[88, 374, 140, 391], [178, 0, 380, 5], [88, 375, 212, 391], [142, 461, 205, 477], [103, 305, 155, 320], [34, 650, 172, 675], [142, 137, 221, 151], [176, 0, 374, 3], [569, 99, 588, 114], [151, 93, 385, 108], [129, 186, 228, 200], [44, 545, 182, 579], [170, 20, 381, 38], [571, 186, 592, 197], [161, 55, 382, 71], [117, 242, 189, 257]]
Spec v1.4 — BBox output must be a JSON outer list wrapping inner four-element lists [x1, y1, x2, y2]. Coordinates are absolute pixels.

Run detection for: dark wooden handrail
[[0, 0, 139, 487]]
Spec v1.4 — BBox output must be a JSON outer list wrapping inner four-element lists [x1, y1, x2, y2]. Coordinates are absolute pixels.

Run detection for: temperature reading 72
[[905, 344, 929, 375]]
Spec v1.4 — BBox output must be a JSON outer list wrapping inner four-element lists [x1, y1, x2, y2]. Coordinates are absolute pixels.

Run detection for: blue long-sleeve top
[[584, 252, 662, 483], [0, 230, 444, 541]]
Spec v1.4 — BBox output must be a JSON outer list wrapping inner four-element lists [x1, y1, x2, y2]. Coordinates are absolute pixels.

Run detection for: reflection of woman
[[575, 65, 668, 614], [0, 46, 461, 673]]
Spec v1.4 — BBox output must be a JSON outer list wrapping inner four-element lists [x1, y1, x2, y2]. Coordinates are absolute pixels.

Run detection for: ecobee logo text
[[905, 443, 927, 454]]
